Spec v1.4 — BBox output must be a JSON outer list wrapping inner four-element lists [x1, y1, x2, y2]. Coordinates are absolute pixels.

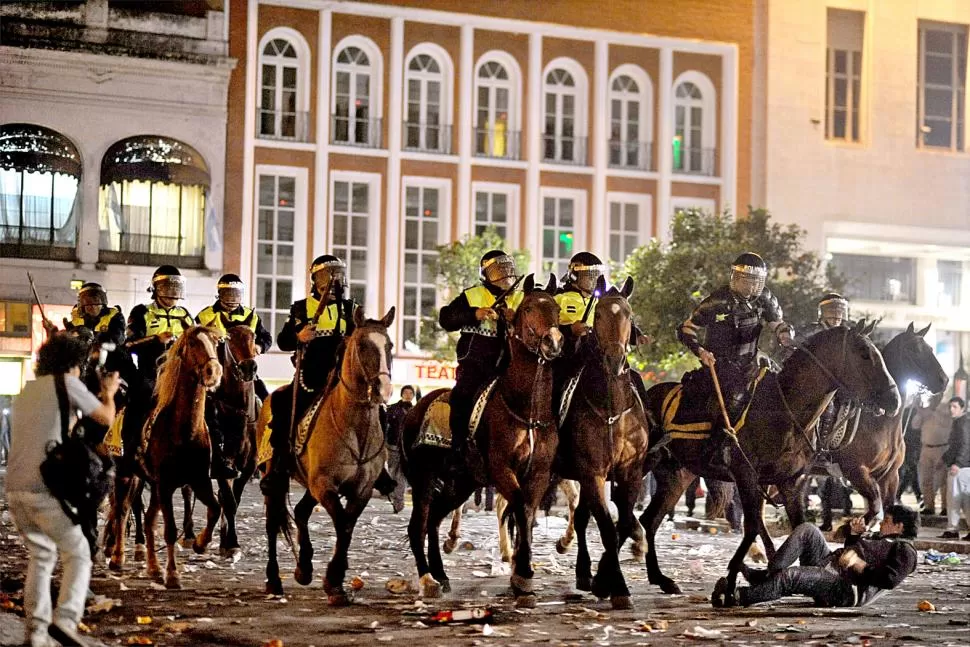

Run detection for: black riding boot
[[259, 411, 291, 496], [706, 427, 733, 469]]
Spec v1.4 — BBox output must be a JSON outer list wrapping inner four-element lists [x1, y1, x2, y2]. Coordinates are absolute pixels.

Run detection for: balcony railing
[[0, 225, 76, 261], [608, 140, 653, 171], [403, 122, 452, 154], [257, 110, 310, 142], [672, 146, 717, 176], [330, 116, 383, 148], [99, 233, 204, 269], [474, 126, 521, 160], [543, 134, 588, 165]]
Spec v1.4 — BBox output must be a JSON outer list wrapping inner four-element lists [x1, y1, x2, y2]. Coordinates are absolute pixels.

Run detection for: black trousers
[[449, 356, 496, 449], [268, 381, 317, 454]]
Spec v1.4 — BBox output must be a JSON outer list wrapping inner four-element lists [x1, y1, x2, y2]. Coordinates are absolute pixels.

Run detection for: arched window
[[0, 123, 80, 260], [609, 65, 653, 170], [404, 45, 452, 153], [672, 71, 717, 175], [259, 37, 300, 140], [543, 59, 588, 165], [474, 51, 522, 159], [332, 37, 383, 148], [98, 136, 209, 268]]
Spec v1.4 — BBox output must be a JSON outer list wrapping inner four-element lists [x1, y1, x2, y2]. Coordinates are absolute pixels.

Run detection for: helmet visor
[[78, 290, 106, 309], [482, 255, 518, 290], [218, 284, 244, 308], [730, 269, 766, 299], [819, 299, 848, 326], [312, 267, 346, 295], [570, 264, 608, 294], [153, 275, 185, 300]]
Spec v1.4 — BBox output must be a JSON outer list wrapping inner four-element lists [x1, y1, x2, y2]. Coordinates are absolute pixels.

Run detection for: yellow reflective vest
[[70, 306, 121, 333], [306, 295, 348, 334], [556, 290, 596, 326], [143, 303, 193, 338], [461, 285, 524, 336], [197, 305, 261, 335]]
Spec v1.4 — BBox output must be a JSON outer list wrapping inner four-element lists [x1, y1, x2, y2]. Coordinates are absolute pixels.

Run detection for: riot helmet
[[817, 292, 849, 329], [310, 255, 346, 298], [567, 252, 608, 296], [151, 265, 185, 301], [77, 282, 107, 317], [217, 273, 245, 310], [480, 250, 518, 291], [729, 252, 767, 300]]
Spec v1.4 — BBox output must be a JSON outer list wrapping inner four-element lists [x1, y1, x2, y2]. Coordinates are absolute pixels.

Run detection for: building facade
[[757, 0, 970, 381], [226, 0, 755, 388], [0, 0, 234, 395]]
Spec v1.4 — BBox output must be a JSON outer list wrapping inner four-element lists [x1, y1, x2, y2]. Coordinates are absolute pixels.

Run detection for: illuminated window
[[609, 66, 653, 170], [255, 174, 297, 339], [826, 9, 864, 142], [918, 21, 968, 150], [258, 34, 309, 141], [475, 53, 521, 159], [332, 38, 383, 148], [98, 136, 208, 267], [543, 59, 588, 165], [672, 71, 717, 175], [330, 178, 372, 309], [404, 46, 452, 153], [542, 195, 576, 278], [401, 180, 448, 350], [0, 124, 80, 260]]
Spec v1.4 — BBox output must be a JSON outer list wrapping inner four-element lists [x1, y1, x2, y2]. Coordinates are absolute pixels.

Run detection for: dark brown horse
[[641, 322, 900, 605], [556, 276, 650, 610], [402, 274, 563, 608], [261, 307, 395, 605], [819, 322, 948, 525], [139, 326, 224, 589]]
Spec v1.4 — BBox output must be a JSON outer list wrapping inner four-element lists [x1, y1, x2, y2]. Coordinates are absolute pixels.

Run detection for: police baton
[[491, 274, 525, 313], [27, 272, 55, 333]]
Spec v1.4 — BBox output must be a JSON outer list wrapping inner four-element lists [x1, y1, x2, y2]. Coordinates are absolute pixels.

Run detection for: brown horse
[[262, 307, 395, 605], [556, 276, 650, 609], [819, 322, 948, 524], [138, 326, 224, 589], [641, 322, 900, 606], [402, 274, 563, 608]]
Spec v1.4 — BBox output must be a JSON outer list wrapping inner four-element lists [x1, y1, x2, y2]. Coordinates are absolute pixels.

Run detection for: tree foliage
[[417, 228, 530, 361], [619, 207, 844, 375]]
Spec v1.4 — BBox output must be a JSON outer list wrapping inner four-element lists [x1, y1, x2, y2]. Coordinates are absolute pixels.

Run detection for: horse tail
[[540, 473, 561, 515], [266, 493, 297, 557]]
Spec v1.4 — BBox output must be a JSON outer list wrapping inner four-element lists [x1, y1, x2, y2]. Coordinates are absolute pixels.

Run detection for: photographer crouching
[[7, 333, 119, 647]]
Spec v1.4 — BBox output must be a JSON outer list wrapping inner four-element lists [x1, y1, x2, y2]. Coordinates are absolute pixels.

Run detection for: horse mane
[[153, 327, 214, 412]]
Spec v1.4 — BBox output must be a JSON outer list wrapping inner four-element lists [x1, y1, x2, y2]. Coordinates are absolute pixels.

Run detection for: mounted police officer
[[64, 282, 126, 347], [439, 250, 523, 457], [799, 293, 851, 343], [127, 266, 194, 386], [678, 252, 794, 467]]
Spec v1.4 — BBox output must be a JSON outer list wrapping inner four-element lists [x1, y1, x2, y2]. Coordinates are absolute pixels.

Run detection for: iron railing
[[330, 115, 383, 148], [608, 140, 653, 171]]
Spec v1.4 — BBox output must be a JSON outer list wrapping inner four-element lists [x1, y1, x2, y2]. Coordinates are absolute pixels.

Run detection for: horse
[[401, 274, 563, 608], [554, 276, 650, 609], [262, 307, 395, 605], [818, 322, 948, 525], [140, 326, 224, 589], [180, 314, 261, 559], [640, 321, 900, 606]]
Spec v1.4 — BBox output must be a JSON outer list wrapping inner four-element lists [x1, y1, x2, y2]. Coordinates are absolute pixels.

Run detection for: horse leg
[[428, 493, 467, 594], [443, 505, 462, 554], [496, 494, 512, 562], [573, 497, 593, 591], [179, 484, 196, 548], [217, 477, 242, 560], [108, 475, 135, 572], [639, 467, 694, 594], [319, 491, 364, 607], [556, 480, 579, 554], [613, 471, 647, 560], [585, 477, 633, 610], [144, 485, 163, 583], [190, 477, 222, 555], [264, 489, 286, 595], [293, 490, 317, 586], [132, 482, 148, 563], [843, 464, 883, 523], [879, 470, 900, 518], [159, 482, 183, 589], [714, 472, 767, 608]]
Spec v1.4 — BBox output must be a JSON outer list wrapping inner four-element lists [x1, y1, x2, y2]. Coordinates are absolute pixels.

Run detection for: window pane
[[625, 203, 638, 231], [257, 243, 274, 274], [475, 192, 488, 221], [610, 202, 621, 229], [925, 87, 954, 118], [352, 182, 369, 211], [560, 199, 573, 227], [258, 208, 274, 239], [925, 29, 953, 55], [277, 243, 293, 276], [277, 210, 294, 241], [333, 181, 348, 212], [925, 54, 954, 86], [275, 280, 292, 310], [543, 197, 555, 225], [278, 177, 295, 206], [493, 194, 507, 221]]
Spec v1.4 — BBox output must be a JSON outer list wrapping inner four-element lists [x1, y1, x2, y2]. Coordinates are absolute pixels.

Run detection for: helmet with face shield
[[151, 265, 185, 300], [729, 252, 767, 300], [480, 250, 518, 291], [817, 292, 849, 328], [567, 252, 608, 296], [77, 282, 107, 314], [217, 274, 245, 310], [310, 255, 347, 298]]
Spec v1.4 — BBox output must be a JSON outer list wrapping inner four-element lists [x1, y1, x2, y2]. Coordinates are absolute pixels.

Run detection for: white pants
[[945, 467, 970, 532], [8, 490, 91, 646]]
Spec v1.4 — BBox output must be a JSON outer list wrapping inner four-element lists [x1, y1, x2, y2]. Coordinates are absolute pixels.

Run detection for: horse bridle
[[187, 331, 222, 385], [338, 327, 392, 404], [221, 333, 255, 383]]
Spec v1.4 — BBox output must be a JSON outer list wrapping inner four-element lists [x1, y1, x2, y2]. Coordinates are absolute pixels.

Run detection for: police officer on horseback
[[440, 250, 523, 457], [127, 266, 194, 384], [65, 282, 126, 347], [678, 252, 794, 467], [800, 293, 851, 342]]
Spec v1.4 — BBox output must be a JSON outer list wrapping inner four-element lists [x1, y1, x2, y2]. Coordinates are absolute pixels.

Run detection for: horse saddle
[[660, 384, 714, 439], [557, 369, 584, 427], [413, 378, 499, 450], [817, 402, 862, 452], [101, 409, 125, 457], [293, 391, 328, 457]]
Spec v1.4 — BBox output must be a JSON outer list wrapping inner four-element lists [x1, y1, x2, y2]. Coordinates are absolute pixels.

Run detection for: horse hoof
[[328, 592, 351, 607], [590, 577, 610, 600], [555, 538, 571, 554], [575, 575, 593, 592], [147, 566, 163, 583], [515, 593, 537, 609], [440, 579, 451, 594], [510, 573, 534, 596], [611, 595, 634, 611], [419, 573, 441, 599], [164, 573, 182, 590], [659, 580, 682, 595], [294, 565, 313, 587], [630, 542, 647, 561], [133, 544, 147, 563], [442, 538, 457, 554], [501, 553, 511, 563], [222, 547, 243, 563], [108, 558, 124, 573], [192, 539, 208, 555], [179, 536, 196, 549], [265, 579, 284, 596]]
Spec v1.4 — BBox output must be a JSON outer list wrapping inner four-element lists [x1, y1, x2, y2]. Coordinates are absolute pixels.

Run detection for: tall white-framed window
[[329, 171, 382, 313], [608, 65, 653, 170], [474, 51, 522, 160], [253, 165, 308, 343], [672, 71, 717, 175], [404, 44, 453, 153], [826, 9, 865, 143], [918, 21, 968, 150], [257, 28, 311, 141], [606, 193, 652, 267], [400, 177, 451, 351], [539, 187, 586, 278], [332, 36, 383, 148], [471, 181, 519, 244], [543, 58, 589, 165]]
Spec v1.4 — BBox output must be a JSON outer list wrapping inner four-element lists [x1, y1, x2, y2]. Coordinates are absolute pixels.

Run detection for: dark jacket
[[678, 285, 784, 365], [439, 285, 508, 365], [277, 295, 358, 391], [942, 412, 970, 468], [385, 400, 413, 447], [835, 533, 918, 605]]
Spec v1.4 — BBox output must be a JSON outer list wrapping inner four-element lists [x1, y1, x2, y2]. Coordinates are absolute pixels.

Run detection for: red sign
[[414, 362, 457, 382]]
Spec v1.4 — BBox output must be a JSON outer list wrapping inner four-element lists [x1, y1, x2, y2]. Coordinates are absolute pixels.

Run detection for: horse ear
[[620, 275, 635, 299], [546, 273, 558, 294], [906, 321, 915, 334], [524, 273, 535, 293], [243, 309, 255, 328], [852, 319, 865, 334], [353, 305, 366, 329], [863, 320, 877, 337], [916, 322, 931, 337], [594, 274, 607, 296], [218, 311, 231, 329], [380, 306, 396, 328]]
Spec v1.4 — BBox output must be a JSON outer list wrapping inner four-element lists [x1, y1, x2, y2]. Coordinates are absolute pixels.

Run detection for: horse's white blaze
[[368, 331, 393, 402], [198, 331, 223, 388], [610, 303, 621, 315]]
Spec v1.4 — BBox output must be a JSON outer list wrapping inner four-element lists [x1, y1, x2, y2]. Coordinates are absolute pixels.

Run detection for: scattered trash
[[923, 549, 964, 565], [86, 595, 122, 614], [637, 619, 669, 632], [671, 533, 680, 540], [126, 637, 153, 645], [263, 640, 284, 647], [482, 623, 494, 636], [158, 621, 193, 634], [429, 607, 493, 624], [683, 625, 724, 640], [350, 576, 365, 590], [136, 616, 153, 625], [472, 570, 490, 578], [917, 600, 936, 612], [460, 541, 476, 550], [385, 578, 413, 594]]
